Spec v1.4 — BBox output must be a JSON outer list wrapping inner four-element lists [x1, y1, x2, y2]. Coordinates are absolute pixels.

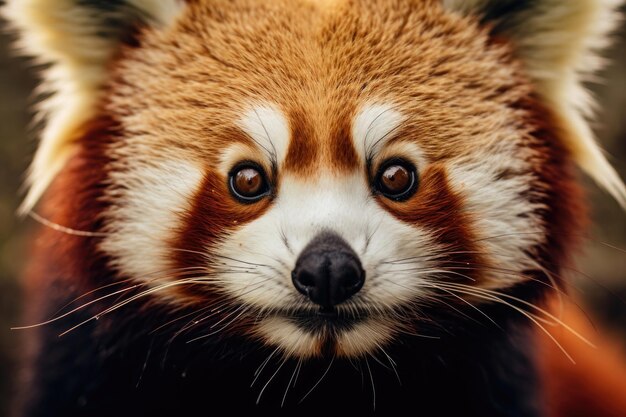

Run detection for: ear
[[3, 0, 187, 214], [443, 0, 626, 207]]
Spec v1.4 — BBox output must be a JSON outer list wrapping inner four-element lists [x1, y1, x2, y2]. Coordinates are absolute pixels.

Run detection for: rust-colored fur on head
[[3, 0, 626, 416]]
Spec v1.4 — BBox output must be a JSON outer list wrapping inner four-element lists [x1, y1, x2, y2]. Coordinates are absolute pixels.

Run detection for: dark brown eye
[[229, 163, 270, 203], [375, 159, 418, 201]]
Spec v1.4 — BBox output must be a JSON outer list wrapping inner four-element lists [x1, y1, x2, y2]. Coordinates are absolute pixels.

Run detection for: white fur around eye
[[374, 140, 427, 174], [218, 143, 270, 178]]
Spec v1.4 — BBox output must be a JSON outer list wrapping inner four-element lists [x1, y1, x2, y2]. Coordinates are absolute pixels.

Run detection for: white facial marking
[[255, 317, 321, 358], [218, 142, 269, 177], [215, 173, 436, 357], [238, 104, 291, 165], [217, 174, 433, 308], [210, 103, 440, 358], [336, 319, 396, 358], [446, 140, 545, 289], [101, 159, 203, 286], [353, 103, 404, 163]]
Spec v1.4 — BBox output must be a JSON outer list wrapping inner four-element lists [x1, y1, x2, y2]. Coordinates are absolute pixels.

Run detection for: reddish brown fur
[[15, 116, 118, 414], [171, 169, 274, 304], [102, 4, 622, 414], [104, 0, 532, 176], [285, 107, 360, 174], [28, 116, 119, 292], [538, 298, 626, 417], [284, 109, 320, 174], [519, 96, 587, 287], [378, 164, 487, 283], [12, 1, 626, 416]]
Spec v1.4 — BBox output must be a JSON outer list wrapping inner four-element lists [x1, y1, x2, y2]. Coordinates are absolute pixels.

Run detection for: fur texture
[[444, 0, 626, 207], [4, 0, 626, 416], [4, 0, 625, 213], [2, 0, 186, 213]]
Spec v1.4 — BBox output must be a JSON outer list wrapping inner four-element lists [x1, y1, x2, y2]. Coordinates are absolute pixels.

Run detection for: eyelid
[[370, 140, 426, 176], [219, 143, 273, 180]]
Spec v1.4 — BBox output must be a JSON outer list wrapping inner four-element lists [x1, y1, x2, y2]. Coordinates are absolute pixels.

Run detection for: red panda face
[[7, 0, 626, 414], [89, 0, 585, 359]]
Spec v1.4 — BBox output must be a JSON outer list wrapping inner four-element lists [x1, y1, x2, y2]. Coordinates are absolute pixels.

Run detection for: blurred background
[[0, 4, 624, 416]]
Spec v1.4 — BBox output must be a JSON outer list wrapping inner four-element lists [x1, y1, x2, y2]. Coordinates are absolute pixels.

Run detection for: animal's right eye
[[228, 163, 270, 203]]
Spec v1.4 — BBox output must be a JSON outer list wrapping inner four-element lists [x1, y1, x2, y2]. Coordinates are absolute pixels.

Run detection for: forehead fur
[[109, 0, 529, 170], [5, 0, 625, 210]]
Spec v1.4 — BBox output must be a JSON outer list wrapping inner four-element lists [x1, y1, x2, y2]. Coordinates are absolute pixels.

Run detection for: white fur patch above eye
[[238, 104, 291, 166], [218, 143, 271, 178], [353, 103, 404, 163], [374, 140, 427, 174], [100, 159, 203, 285]]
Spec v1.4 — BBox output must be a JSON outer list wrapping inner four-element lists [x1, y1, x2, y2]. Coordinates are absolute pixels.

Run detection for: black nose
[[291, 232, 365, 308]]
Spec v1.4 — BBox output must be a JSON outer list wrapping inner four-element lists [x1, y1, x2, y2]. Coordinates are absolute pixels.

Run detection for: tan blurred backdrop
[[0, 4, 624, 416]]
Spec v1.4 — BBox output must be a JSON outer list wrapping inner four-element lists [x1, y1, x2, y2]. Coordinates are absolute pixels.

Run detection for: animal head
[[4, 0, 625, 359]]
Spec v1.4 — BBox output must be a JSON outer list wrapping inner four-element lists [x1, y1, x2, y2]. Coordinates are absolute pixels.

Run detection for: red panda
[[3, 0, 626, 416]]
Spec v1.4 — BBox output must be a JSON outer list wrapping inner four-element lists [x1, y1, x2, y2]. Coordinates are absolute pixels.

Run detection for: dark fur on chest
[[15, 280, 546, 417]]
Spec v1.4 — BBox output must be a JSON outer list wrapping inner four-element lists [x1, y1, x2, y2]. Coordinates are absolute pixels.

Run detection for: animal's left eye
[[375, 159, 418, 201], [229, 163, 270, 203]]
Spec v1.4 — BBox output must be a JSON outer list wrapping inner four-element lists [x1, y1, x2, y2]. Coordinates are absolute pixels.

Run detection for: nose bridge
[[307, 186, 354, 228], [279, 175, 368, 247], [283, 106, 360, 176]]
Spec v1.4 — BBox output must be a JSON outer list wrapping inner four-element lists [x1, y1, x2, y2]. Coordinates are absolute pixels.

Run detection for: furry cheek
[[99, 160, 273, 304], [169, 168, 274, 301], [99, 159, 205, 293], [445, 151, 546, 291], [377, 156, 546, 293], [376, 163, 489, 285]]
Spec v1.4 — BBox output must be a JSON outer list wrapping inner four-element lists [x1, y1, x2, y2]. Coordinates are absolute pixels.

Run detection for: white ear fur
[[3, 0, 186, 214], [444, 0, 626, 208]]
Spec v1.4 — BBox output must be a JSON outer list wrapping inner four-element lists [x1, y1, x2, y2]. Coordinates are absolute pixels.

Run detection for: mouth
[[254, 306, 397, 359], [277, 306, 371, 333]]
